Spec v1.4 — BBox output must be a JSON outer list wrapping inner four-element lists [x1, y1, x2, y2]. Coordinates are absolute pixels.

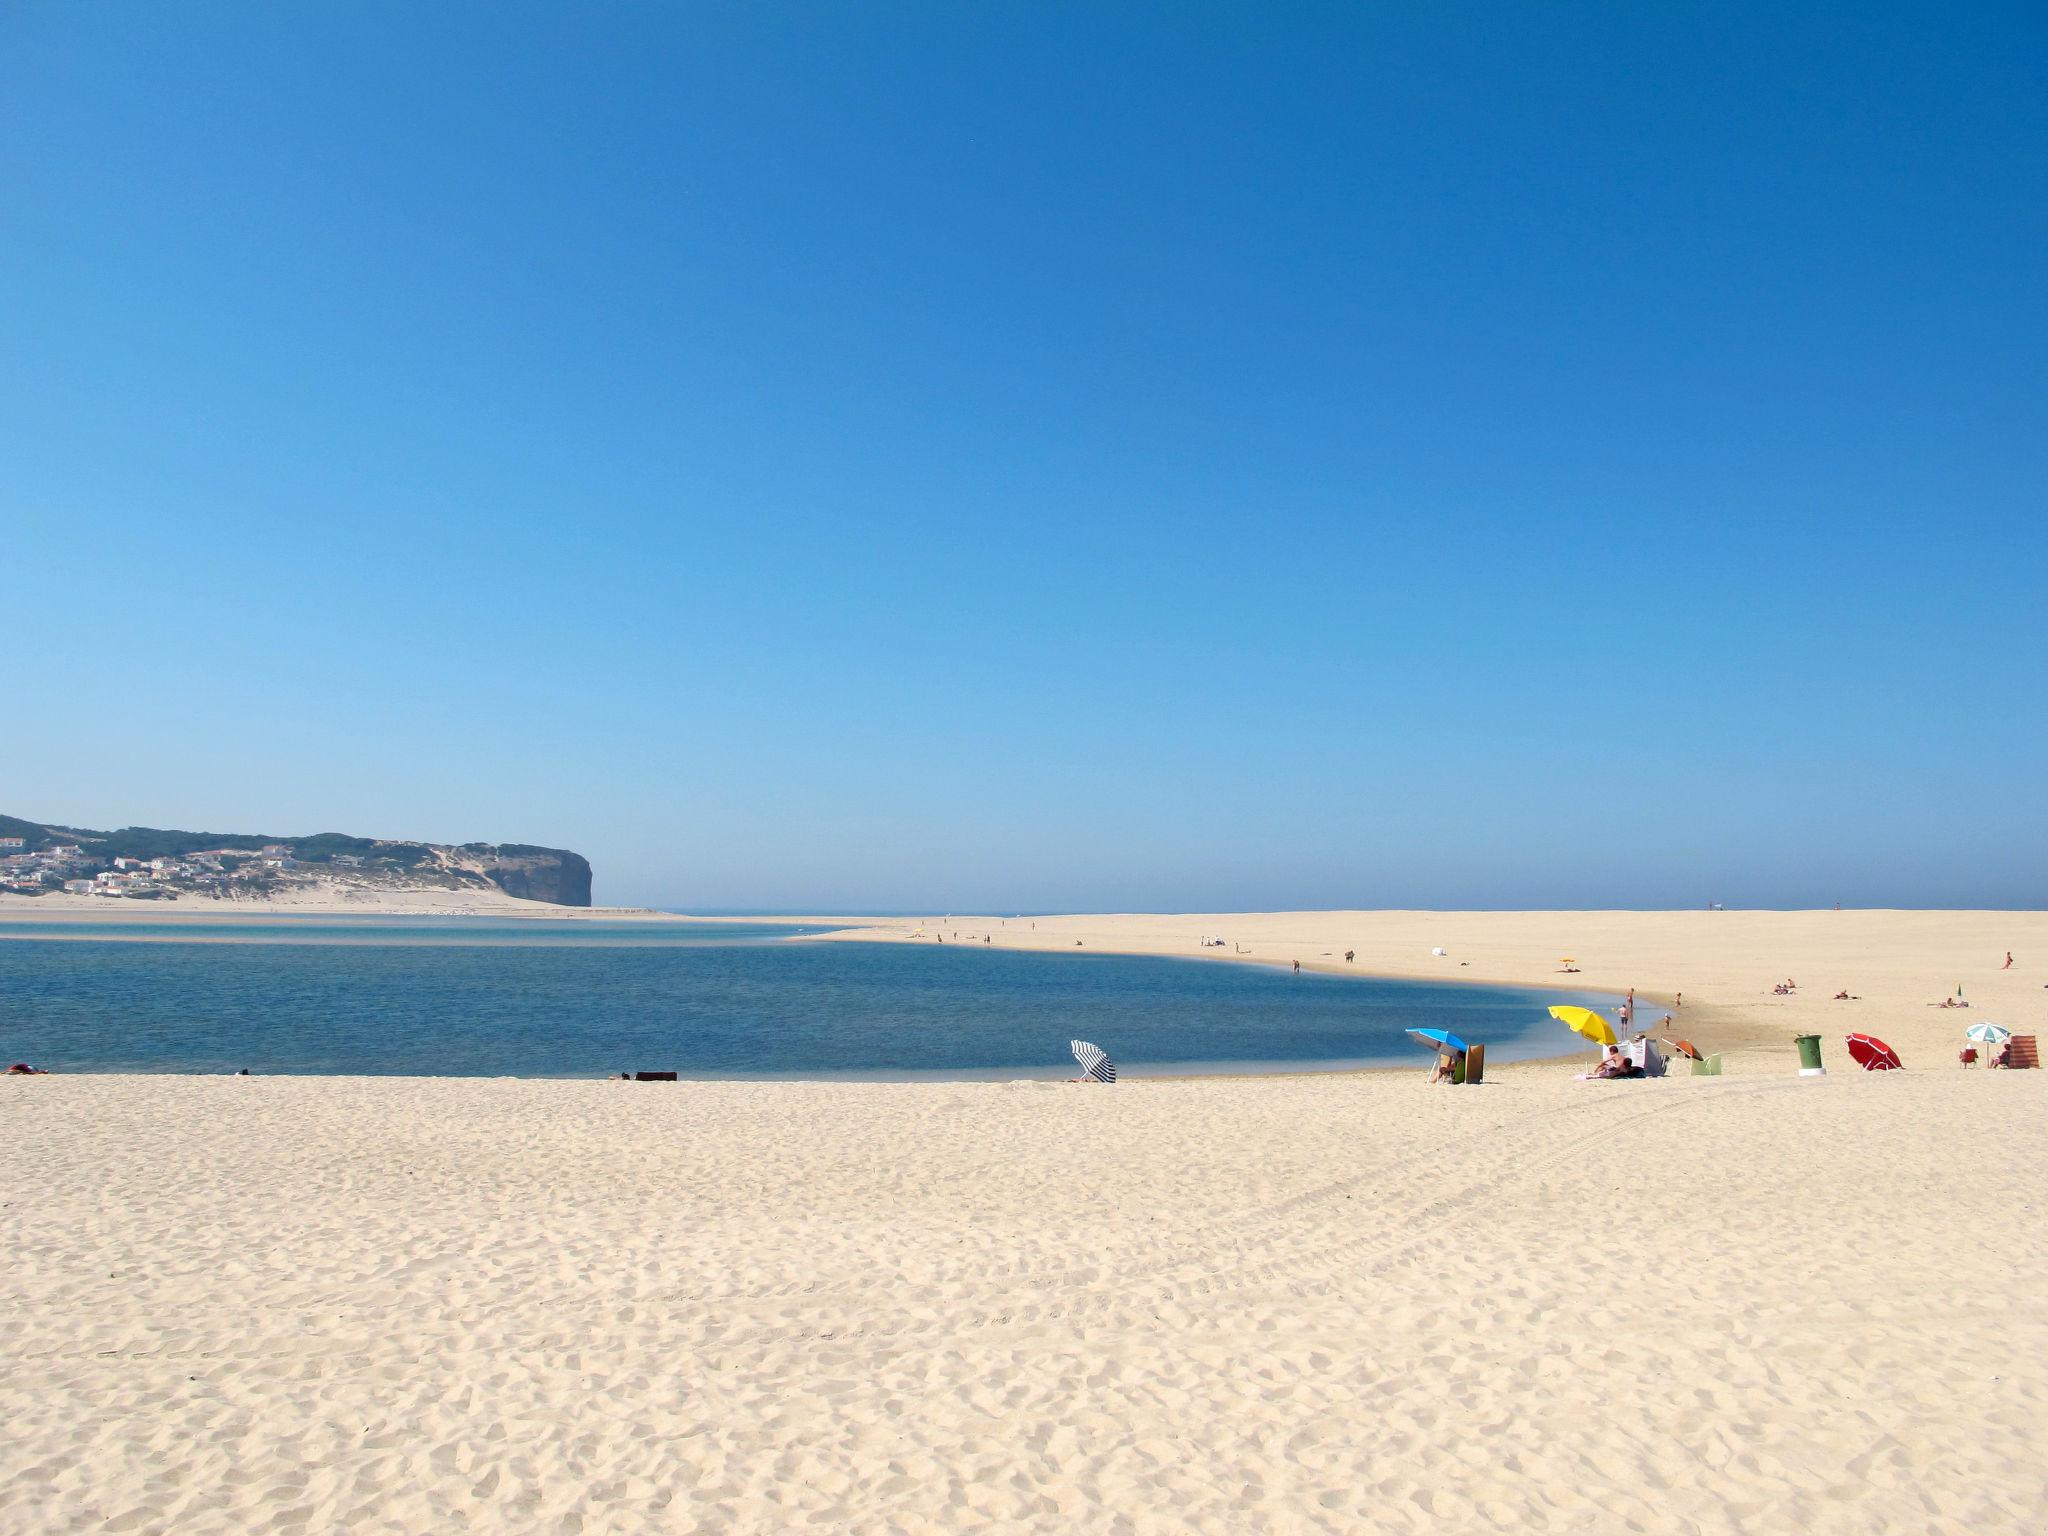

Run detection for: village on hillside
[[0, 836, 335, 900]]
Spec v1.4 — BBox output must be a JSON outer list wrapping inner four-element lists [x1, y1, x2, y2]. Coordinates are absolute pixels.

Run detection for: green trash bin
[[1794, 1033, 1826, 1076]]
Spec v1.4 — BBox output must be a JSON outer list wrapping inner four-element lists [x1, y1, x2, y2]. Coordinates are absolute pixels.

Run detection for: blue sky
[[4, 3, 2043, 910]]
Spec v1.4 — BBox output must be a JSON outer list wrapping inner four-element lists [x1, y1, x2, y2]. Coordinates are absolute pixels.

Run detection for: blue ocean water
[[0, 919, 1618, 1078]]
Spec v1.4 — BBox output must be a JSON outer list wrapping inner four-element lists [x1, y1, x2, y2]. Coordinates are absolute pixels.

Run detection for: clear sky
[[4, 3, 2043, 911]]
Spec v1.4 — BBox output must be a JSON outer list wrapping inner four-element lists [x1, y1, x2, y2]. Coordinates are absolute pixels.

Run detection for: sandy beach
[[813, 907, 2048, 1073], [6, 909, 2046, 1533]]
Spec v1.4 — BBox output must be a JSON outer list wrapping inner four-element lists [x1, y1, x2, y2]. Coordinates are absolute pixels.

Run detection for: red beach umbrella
[[1844, 1033, 1902, 1071]]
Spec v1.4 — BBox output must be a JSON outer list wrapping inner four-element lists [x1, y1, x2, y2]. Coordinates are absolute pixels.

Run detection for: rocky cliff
[[452, 844, 594, 907]]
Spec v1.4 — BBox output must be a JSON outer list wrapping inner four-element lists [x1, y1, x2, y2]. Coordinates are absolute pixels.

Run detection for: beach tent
[[1550, 1005, 1617, 1047], [1845, 1033, 1902, 1072]]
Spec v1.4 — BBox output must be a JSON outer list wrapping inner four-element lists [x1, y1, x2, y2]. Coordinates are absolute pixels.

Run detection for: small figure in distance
[[1292, 959, 1301, 974], [1345, 950, 1355, 963], [5, 1062, 46, 1075], [2005, 951, 2015, 969]]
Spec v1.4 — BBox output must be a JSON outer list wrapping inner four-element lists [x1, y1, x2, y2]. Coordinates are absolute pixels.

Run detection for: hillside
[[0, 814, 592, 907]]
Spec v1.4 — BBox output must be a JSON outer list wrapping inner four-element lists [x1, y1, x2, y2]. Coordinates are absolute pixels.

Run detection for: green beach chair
[[1690, 1053, 1723, 1077]]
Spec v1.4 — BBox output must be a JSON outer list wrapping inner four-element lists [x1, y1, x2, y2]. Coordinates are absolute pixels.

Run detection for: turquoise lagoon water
[[0, 918, 1617, 1078]]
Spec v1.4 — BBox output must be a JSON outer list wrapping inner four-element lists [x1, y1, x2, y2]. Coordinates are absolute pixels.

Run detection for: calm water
[[0, 919, 1616, 1078]]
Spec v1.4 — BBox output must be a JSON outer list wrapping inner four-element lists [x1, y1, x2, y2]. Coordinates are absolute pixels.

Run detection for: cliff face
[[455, 847, 593, 907]]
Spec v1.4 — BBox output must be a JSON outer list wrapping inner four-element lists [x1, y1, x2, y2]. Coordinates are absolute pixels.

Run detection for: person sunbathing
[[6, 1062, 46, 1075], [1834, 990, 1850, 1000]]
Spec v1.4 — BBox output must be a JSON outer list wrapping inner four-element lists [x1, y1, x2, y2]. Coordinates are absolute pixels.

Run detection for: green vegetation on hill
[[9, 818, 538, 873], [2, 813, 593, 906]]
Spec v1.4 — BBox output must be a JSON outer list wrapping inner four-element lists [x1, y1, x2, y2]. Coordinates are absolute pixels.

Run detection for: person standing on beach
[[1620, 989, 1634, 1035]]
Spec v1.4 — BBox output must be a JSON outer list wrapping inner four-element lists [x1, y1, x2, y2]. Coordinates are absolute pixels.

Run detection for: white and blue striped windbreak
[[1070, 1040, 1116, 1082]]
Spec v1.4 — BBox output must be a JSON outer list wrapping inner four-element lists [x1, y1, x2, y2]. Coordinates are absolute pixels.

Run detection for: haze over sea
[[0, 918, 1611, 1078]]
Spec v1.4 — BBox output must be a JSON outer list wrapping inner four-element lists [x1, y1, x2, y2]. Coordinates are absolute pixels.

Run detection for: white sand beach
[[6, 909, 2046, 1533], [814, 907, 2048, 1073]]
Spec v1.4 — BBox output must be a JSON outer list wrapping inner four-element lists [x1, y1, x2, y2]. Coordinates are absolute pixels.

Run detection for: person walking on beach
[[1620, 989, 1634, 1035], [1292, 959, 1301, 974], [2005, 951, 2015, 969]]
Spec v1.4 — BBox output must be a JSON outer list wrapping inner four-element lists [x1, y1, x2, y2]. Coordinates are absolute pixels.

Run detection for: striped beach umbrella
[[1070, 1040, 1116, 1082], [1845, 1033, 1903, 1071], [1964, 1022, 2011, 1045]]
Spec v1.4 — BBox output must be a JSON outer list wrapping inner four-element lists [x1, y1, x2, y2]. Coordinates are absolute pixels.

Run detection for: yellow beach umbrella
[[1550, 1004, 1617, 1047]]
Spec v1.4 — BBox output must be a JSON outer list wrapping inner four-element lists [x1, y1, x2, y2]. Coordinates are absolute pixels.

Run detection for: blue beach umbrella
[[1407, 1027, 1469, 1058], [1965, 1022, 2011, 1045]]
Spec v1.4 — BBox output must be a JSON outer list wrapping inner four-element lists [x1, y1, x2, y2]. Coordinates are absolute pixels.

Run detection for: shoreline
[[799, 906, 2047, 1074], [9, 911, 2047, 1532], [7, 904, 2040, 1079]]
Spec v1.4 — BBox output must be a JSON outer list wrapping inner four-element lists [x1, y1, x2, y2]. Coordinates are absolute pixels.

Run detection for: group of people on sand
[[1587, 1044, 1646, 1080]]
